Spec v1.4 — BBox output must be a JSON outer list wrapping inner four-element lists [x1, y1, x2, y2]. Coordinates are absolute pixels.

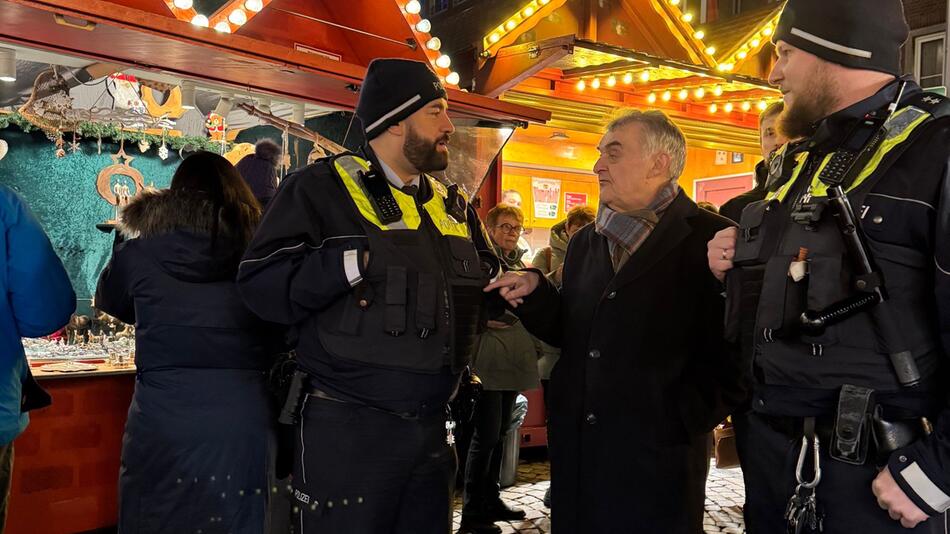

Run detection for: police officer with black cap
[[238, 58, 499, 533], [708, 0, 950, 532]]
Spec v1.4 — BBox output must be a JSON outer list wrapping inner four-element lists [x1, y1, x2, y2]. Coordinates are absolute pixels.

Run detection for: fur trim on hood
[[117, 189, 235, 240]]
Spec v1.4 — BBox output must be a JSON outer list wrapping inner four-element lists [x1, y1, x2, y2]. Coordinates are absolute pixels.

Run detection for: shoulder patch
[[909, 92, 950, 119]]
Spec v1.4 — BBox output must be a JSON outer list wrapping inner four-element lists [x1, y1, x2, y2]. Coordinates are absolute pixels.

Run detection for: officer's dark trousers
[[290, 395, 456, 534], [735, 410, 948, 533], [462, 390, 517, 518]]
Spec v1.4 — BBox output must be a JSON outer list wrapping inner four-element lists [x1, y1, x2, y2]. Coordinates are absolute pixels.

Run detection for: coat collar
[[604, 189, 697, 292]]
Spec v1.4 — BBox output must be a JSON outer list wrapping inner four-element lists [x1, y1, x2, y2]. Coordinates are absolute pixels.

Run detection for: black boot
[[457, 516, 502, 534], [486, 499, 526, 521]]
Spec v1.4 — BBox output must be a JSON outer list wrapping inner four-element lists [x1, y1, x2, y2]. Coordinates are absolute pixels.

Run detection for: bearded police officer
[[238, 59, 498, 533], [708, 1, 950, 532]]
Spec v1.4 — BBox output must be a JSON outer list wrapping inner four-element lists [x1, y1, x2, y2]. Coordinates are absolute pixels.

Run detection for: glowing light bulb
[[214, 21, 231, 32], [173, 0, 193, 9], [541, 0, 551, 4], [694, 87, 705, 98], [724, 102, 734, 112], [489, 33, 500, 43], [606, 76, 616, 87], [576, 80, 586, 91], [647, 93, 657, 104], [623, 72, 633, 84], [191, 14, 209, 27], [762, 26, 773, 36], [405, 0, 422, 15], [694, 30, 705, 39], [523, 6, 535, 17], [712, 85, 723, 96], [435, 55, 451, 69], [427, 37, 442, 50], [670, 0, 681, 5], [244, 0, 264, 13], [506, 20, 517, 31], [678, 89, 689, 100], [228, 8, 247, 25], [742, 101, 752, 111], [682, 12, 694, 22], [639, 70, 650, 82], [416, 19, 431, 33], [591, 78, 601, 89], [709, 103, 718, 113], [446, 72, 460, 85], [757, 100, 768, 111], [737, 50, 748, 59], [705, 46, 716, 55], [662, 90, 672, 101], [750, 38, 761, 48]]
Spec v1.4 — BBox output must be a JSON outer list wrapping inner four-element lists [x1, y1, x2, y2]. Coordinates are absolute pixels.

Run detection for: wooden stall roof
[[0, 0, 550, 126]]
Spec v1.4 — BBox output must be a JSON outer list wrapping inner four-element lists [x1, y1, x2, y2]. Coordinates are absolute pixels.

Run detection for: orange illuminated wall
[[501, 124, 760, 229]]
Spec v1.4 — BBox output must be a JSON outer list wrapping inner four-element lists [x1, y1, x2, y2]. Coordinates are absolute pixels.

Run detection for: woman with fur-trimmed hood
[[96, 152, 283, 534]]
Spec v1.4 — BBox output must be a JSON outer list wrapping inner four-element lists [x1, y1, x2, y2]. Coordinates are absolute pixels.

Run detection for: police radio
[[357, 166, 403, 225]]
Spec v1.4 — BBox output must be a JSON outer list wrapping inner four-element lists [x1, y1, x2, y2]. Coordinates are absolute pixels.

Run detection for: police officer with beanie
[[708, 0, 950, 532], [238, 58, 498, 533]]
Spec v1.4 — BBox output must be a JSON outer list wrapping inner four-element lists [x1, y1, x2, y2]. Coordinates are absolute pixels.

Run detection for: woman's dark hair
[[170, 151, 262, 248]]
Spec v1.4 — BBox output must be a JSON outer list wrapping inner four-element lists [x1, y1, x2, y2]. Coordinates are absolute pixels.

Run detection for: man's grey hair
[[606, 110, 687, 182]]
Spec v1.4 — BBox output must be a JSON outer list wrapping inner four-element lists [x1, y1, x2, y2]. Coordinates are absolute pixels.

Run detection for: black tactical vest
[[730, 102, 943, 394], [315, 154, 489, 374]]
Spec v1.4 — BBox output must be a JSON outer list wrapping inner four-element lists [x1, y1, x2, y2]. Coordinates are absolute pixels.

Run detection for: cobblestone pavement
[[453, 455, 747, 534]]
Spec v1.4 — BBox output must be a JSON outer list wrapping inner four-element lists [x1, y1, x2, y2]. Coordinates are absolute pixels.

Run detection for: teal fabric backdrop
[[0, 113, 354, 311]]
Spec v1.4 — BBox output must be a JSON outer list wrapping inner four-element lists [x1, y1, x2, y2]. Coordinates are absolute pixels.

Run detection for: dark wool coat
[[95, 190, 283, 534], [515, 191, 748, 533]]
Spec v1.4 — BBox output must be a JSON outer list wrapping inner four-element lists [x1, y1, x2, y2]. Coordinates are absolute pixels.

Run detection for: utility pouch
[[734, 200, 781, 266], [416, 272, 438, 339], [831, 384, 873, 465], [385, 266, 408, 336]]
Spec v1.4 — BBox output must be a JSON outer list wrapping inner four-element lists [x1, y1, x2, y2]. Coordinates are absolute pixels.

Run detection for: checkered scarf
[[595, 182, 680, 271]]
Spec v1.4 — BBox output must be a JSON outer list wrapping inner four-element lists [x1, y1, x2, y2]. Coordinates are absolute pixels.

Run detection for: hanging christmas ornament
[[69, 131, 81, 155], [137, 138, 151, 153], [97, 134, 103, 155], [96, 138, 145, 229], [157, 129, 169, 160], [54, 132, 66, 158]]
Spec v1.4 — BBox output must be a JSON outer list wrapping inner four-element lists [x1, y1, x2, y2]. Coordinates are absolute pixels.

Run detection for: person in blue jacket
[[96, 152, 283, 534], [0, 184, 75, 529]]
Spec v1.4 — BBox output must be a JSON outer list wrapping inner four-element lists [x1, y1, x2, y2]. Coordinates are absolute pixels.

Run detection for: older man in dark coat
[[487, 110, 747, 533]]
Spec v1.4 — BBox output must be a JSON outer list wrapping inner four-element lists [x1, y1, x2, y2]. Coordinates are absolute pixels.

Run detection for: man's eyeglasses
[[495, 223, 525, 235]]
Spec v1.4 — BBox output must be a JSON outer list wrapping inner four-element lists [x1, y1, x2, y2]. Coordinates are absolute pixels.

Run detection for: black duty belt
[[306, 387, 449, 421]]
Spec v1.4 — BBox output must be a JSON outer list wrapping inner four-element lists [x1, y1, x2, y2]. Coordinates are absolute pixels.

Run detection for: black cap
[[772, 0, 908, 76], [355, 58, 448, 140]]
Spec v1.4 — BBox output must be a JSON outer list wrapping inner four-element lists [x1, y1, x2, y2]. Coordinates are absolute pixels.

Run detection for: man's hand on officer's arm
[[484, 271, 540, 308], [872, 468, 930, 529], [707, 227, 738, 282]]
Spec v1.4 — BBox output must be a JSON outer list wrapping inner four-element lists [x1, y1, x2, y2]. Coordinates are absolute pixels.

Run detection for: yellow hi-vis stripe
[[766, 106, 932, 203], [334, 155, 469, 238]]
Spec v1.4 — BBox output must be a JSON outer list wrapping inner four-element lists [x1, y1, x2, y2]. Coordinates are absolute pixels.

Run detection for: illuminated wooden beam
[[476, 36, 574, 98], [481, 0, 568, 58]]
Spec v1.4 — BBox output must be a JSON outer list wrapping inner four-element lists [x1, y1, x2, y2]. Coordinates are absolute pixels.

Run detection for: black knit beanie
[[773, 0, 908, 76], [355, 58, 447, 140]]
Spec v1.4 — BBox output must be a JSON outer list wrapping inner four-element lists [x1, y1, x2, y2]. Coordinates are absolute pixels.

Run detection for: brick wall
[[904, 0, 947, 30]]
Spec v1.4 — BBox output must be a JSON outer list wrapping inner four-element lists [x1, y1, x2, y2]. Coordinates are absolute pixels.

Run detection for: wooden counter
[[7, 363, 135, 534]]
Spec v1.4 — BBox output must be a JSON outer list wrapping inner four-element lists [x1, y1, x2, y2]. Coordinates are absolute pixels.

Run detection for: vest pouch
[[385, 266, 408, 336], [756, 254, 807, 340], [800, 253, 846, 345], [416, 272, 438, 338], [446, 236, 482, 279], [733, 200, 781, 266], [338, 283, 374, 335]]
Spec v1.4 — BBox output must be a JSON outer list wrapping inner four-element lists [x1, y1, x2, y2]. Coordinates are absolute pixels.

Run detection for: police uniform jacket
[[237, 154, 497, 414], [731, 80, 950, 517]]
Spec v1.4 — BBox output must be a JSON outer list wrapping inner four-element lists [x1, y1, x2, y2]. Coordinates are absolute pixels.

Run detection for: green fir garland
[[0, 112, 231, 153]]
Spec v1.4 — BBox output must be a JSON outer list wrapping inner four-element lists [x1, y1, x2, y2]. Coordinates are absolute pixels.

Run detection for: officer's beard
[[403, 126, 450, 174], [778, 66, 839, 140]]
